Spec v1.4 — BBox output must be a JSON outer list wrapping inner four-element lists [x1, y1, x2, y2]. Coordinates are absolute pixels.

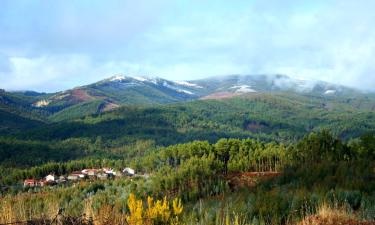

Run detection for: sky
[[0, 0, 374, 92]]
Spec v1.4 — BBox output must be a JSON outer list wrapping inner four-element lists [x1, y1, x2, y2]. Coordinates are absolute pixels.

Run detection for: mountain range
[[31, 74, 361, 108], [1, 74, 374, 142], [1, 74, 367, 121]]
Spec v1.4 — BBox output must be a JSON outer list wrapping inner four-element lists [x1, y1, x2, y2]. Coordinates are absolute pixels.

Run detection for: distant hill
[[0, 90, 48, 133], [15, 92, 375, 145], [192, 74, 361, 98], [27, 75, 204, 121], [1, 74, 374, 126], [1, 82, 374, 167]]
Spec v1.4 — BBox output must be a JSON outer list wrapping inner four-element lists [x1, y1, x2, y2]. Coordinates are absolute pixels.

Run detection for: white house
[[67, 174, 79, 181], [68, 172, 85, 181], [82, 169, 99, 176], [45, 174, 57, 182], [123, 167, 135, 176]]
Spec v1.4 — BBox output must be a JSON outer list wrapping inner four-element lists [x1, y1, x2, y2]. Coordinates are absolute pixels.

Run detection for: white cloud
[[0, 55, 145, 91], [0, 0, 375, 91]]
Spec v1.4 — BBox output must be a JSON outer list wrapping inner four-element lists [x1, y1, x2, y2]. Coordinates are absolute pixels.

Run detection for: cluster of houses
[[24, 167, 136, 187]]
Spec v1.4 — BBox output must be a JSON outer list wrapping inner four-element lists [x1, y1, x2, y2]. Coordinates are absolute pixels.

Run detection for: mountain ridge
[[29, 73, 364, 105], [0, 74, 372, 124]]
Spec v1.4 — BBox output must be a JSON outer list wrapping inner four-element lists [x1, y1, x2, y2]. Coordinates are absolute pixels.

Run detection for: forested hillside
[[9, 93, 374, 145], [1, 79, 374, 225], [0, 131, 374, 224], [0, 90, 47, 134]]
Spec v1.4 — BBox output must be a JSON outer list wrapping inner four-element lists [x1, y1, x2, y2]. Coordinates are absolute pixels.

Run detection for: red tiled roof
[[24, 179, 36, 183]]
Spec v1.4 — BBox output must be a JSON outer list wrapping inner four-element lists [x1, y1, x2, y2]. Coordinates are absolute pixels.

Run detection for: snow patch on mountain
[[109, 75, 160, 84], [174, 81, 203, 88], [133, 76, 147, 82], [110, 75, 126, 82], [176, 89, 194, 95], [324, 90, 336, 95], [230, 85, 257, 93], [162, 81, 195, 95], [148, 78, 161, 85]]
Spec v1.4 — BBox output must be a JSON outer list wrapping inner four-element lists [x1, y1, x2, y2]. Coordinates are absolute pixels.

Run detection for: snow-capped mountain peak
[[109, 75, 126, 82], [108, 75, 153, 83], [107, 75, 204, 91]]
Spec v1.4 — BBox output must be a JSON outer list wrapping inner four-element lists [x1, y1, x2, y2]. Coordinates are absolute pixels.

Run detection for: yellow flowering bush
[[127, 193, 184, 225]]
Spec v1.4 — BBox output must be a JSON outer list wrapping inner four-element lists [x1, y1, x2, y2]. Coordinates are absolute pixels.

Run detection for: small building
[[67, 174, 79, 181], [82, 169, 99, 176], [123, 168, 135, 176], [75, 171, 86, 178], [68, 172, 85, 181], [97, 173, 108, 180], [24, 179, 37, 187], [45, 174, 57, 182], [58, 176, 67, 183]]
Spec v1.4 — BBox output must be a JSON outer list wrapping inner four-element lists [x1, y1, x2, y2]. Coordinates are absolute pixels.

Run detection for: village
[[23, 167, 141, 187]]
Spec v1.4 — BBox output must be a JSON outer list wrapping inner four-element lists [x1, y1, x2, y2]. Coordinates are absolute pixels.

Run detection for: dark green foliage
[[0, 131, 374, 224], [0, 91, 48, 134], [89, 81, 194, 105], [0, 137, 108, 167], [48, 100, 104, 121], [0, 110, 43, 135], [1, 84, 375, 224], [6, 94, 374, 148]]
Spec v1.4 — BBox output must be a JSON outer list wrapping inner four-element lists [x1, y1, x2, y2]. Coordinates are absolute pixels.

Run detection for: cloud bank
[[0, 0, 374, 92]]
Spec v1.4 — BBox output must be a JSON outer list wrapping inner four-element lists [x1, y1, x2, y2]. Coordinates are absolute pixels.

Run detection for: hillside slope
[[18, 93, 375, 145], [0, 90, 47, 133]]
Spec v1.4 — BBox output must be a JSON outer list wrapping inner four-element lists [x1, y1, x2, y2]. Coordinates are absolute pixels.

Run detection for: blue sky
[[0, 0, 374, 92]]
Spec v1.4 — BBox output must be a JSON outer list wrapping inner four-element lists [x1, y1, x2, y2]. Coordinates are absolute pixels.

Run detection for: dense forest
[[2, 93, 375, 145], [0, 92, 375, 224], [1, 93, 375, 170], [0, 130, 374, 224]]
